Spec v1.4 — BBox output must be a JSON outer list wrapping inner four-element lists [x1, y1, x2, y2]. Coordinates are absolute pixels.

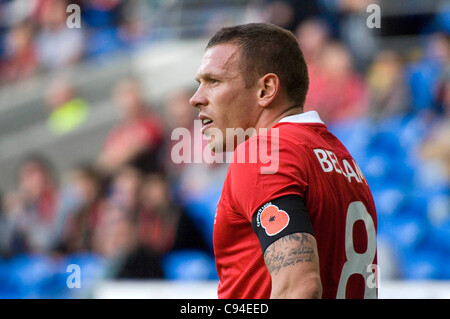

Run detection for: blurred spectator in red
[[45, 77, 90, 135], [55, 163, 106, 254], [366, 50, 409, 118], [304, 40, 369, 124], [2, 154, 59, 254], [0, 20, 39, 83], [97, 78, 164, 176], [34, 0, 85, 70], [137, 173, 209, 255]]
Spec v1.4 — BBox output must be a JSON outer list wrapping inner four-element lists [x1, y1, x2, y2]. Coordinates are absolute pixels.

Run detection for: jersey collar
[[278, 111, 325, 124]]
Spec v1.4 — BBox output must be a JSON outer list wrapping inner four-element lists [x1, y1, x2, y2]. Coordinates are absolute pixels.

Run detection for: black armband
[[251, 195, 314, 253]]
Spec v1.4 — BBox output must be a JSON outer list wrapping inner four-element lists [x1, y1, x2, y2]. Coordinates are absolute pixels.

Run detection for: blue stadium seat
[[368, 131, 404, 159], [431, 221, 450, 254], [401, 250, 444, 280], [4, 254, 57, 298], [85, 28, 121, 59], [0, 257, 11, 298], [329, 118, 374, 160], [434, 3, 450, 32], [406, 60, 441, 112], [162, 249, 217, 281], [383, 215, 430, 255], [372, 188, 405, 219]]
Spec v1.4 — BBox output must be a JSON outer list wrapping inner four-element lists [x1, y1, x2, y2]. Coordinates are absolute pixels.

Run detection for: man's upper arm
[[251, 195, 322, 298], [264, 232, 322, 298]]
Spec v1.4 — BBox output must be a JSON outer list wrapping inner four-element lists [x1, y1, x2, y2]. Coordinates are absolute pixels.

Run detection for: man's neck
[[255, 105, 303, 131]]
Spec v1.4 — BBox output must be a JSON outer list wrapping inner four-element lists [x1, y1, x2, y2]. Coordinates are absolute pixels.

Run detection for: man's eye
[[210, 79, 219, 84]]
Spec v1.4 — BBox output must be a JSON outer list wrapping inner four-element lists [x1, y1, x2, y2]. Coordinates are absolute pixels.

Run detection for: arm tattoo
[[263, 233, 315, 276]]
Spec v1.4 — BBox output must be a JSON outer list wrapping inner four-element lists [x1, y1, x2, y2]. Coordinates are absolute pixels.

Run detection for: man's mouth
[[202, 118, 213, 125], [199, 115, 214, 134]]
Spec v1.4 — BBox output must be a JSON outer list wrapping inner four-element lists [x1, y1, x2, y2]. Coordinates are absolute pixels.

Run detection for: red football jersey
[[213, 111, 377, 299]]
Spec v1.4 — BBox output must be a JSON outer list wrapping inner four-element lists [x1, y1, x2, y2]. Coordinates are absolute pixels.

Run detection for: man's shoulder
[[227, 129, 311, 179]]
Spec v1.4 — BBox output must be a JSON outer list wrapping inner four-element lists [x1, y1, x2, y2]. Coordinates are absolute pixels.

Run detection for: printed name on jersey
[[255, 203, 290, 236], [313, 148, 367, 185]]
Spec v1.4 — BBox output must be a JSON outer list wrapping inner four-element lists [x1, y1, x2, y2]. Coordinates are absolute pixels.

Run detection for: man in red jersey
[[189, 23, 377, 299]]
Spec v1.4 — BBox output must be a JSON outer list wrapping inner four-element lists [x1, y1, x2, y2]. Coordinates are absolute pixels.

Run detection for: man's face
[[190, 43, 259, 152]]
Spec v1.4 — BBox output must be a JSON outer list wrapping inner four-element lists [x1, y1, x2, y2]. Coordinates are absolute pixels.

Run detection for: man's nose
[[190, 85, 207, 109]]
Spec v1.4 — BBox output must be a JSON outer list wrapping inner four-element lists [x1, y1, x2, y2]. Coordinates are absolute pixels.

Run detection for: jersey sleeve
[[228, 133, 309, 222]]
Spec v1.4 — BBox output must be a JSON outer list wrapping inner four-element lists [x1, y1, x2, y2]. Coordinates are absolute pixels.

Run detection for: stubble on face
[[193, 44, 259, 153]]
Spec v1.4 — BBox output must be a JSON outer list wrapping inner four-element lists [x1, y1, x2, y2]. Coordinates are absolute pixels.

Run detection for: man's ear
[[257, 73, 280, 108]]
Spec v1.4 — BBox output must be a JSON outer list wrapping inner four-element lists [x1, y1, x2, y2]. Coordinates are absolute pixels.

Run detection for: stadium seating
[[331, 114, 450, 280], [162, 249, 218, 281]]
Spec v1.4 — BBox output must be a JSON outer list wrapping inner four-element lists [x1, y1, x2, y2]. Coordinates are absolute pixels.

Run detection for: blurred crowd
[[0, 0, 449, 297], [0, 76, 218, 283], [0, 0, 159, 84]]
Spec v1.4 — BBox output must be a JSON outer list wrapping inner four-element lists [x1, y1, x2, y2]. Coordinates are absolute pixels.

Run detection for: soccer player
[[190, 23, 378, 299]]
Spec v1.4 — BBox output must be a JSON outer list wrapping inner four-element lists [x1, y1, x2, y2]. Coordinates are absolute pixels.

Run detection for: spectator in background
[[0, 188, 15, 257], [97, 78, 164, 176], [421, 71, 450, 180], [406, 32, 450, 113], [91, 202, 132, 259], [304, 40, 369, 124], [162, 88, 197, 184], [336, 0, 378, 70], [264, 1, 296, 31], [242, 0, 321, 35], [107, 165, 143, 219], [295, 18, 330, 70], [295, 18, 330, 117], [137, 173, 209, 255], [92, 200, 163, 279], [45, 77, 90, 135], [34, 0, 85, 70], [2, 154, 59, 254], [0, 20, 39, 83], [55, 163, 106, 254], [162, 88, 228, 246], [366, 50, 409, 118], [116, 0, 153, 49], [263, 0, 321, 32]]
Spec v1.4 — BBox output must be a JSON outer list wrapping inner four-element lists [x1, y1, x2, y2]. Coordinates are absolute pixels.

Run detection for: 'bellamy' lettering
[[313, 148, 367, 185]]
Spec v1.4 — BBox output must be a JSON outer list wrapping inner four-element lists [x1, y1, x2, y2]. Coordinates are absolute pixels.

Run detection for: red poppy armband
[[251, 195, 315, 254]]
